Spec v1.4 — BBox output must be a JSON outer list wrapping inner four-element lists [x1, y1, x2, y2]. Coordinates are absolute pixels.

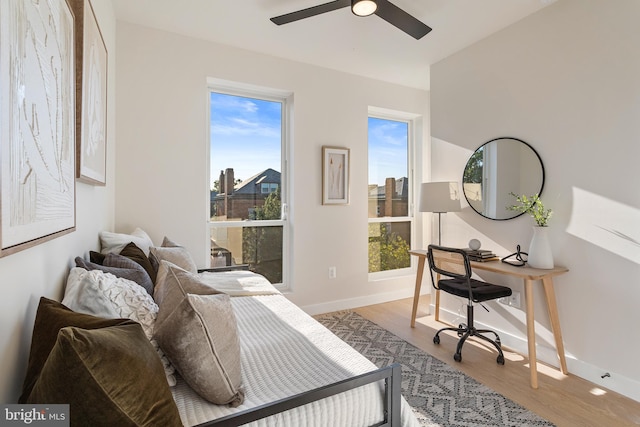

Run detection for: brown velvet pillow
[[19, 298, 133, 403], [120, 242, 157, 283], [89, 250, 106, 264], [26, 323, 182, 427]]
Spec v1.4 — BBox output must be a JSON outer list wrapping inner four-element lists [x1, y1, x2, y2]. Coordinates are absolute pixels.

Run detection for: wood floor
[[352, 295, 640, 427]]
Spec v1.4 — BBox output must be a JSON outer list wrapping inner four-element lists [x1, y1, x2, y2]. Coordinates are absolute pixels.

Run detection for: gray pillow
[[153, 262, 244, 406], [149, 246, 198, 274], [161, 236, 180, 247], [153, 261, 220, 306], [75, 255, 154, 296]]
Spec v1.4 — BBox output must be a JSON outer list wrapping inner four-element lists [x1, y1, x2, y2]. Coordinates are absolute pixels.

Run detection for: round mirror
[[462, 137, 544, 220]]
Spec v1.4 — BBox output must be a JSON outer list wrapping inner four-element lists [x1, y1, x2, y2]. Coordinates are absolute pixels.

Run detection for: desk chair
[[427, 245, 513, 364]]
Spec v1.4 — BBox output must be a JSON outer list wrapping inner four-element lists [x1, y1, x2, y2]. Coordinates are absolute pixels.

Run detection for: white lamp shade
[[352, 0, 377, 16], [419, 182, 461, 213]]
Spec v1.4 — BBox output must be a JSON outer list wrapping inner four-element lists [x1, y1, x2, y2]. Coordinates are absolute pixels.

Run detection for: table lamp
[[419, 182, 461, 245]]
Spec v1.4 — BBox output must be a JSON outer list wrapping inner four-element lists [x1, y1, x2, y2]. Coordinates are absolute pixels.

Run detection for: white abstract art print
[[71, 0, 107, 185], [322, 146, 350, 205], [0, 0, 76, 256]]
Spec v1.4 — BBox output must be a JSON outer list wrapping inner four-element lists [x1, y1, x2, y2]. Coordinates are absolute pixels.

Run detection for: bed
[[19, 230, 420, 426], [174, 271, 419, 427]]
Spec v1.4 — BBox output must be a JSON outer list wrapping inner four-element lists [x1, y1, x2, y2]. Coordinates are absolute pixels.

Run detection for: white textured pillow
[[62, 268, 176, 386], [150, 246, 198, 274], [100, 227, 154, 256]]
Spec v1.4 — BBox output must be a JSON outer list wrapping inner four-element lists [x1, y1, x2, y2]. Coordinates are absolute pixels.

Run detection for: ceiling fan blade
[[374, 0, 432, 39], [271, 0, 351, 25]]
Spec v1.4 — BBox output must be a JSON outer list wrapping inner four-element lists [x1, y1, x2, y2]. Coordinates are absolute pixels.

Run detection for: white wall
[[431, 0, 640, 401], [115, 24, 429, 313], [0, 0, 117, 402]]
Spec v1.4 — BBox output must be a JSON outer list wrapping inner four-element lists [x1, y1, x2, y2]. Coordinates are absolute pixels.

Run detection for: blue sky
[[368, 117, 408, 186], [210, 92, 281, 189], [210, 92, 408, 189]]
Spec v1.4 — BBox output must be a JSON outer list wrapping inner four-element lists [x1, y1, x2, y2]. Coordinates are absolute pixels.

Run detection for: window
[[261, 183, 278, 194], [368, 112, 414, 276], [209, 85, 289, 287]]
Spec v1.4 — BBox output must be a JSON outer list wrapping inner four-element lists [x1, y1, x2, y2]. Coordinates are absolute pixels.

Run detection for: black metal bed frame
[[195, 363, 402, 427]]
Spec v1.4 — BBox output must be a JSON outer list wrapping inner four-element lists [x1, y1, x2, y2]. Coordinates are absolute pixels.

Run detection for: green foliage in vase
[[507, 193, 552, 227]]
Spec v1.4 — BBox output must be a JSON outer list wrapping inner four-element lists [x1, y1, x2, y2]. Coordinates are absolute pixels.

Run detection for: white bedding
[[198, 270, 281, 296], [171, 286, 419, 427]]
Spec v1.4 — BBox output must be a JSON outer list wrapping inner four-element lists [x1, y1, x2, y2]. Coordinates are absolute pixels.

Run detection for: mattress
[[170, 288, 419, 427]]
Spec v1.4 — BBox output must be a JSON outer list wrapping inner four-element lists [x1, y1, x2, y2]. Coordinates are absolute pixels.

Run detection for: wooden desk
[[409, 249, 568, 389]]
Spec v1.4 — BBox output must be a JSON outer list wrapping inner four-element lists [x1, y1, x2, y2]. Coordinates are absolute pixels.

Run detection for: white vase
[[527, 226, 554, 269]]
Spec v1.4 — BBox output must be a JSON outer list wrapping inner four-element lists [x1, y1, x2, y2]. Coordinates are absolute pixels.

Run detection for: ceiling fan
[[270, 0, 432, 40]]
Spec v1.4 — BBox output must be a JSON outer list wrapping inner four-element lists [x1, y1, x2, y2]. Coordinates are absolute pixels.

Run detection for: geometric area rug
[[314, 311, 555, 427]]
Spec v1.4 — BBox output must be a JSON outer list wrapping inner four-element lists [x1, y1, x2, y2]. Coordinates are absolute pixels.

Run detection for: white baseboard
[[433, 304, 640, 403], [299, 289, 417, 316]]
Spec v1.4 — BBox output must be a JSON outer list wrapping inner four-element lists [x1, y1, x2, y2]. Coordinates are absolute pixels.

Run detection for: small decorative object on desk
[[507, 193, 554, 269], [464, 240, 499, 262], [468, 238, 481, 251], [501, 245, 528, 267]]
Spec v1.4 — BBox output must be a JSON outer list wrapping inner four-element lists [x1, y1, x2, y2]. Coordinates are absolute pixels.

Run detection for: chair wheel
[[433, 335, 440, 345], [454, 353, 462, 362], [497, 354, 505, 365]]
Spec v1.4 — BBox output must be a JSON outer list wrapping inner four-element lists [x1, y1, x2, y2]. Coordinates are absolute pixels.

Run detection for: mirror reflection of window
[[462, 137, 544, 221], [463, 147, 483, 215]]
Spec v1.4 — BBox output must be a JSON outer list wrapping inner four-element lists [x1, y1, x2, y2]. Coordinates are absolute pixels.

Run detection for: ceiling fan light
[[352, 0, 377, 17]]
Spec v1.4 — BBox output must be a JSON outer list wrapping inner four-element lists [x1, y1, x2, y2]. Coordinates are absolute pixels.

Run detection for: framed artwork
[[0, 0, 76, 256], [322, 146, 350, 205], [71, 0, 107, 185]]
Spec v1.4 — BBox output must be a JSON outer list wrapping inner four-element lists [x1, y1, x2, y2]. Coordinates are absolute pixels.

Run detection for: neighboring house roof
[[234, 168, 281, 195], [368, 177, 409, 199], [395, 177, 408, 198]]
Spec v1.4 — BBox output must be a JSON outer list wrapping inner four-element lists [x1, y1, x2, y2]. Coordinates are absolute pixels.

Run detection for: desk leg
[[542, 277, 568, 375], [410, 256, 425, 328], [524, 279, 538, 389]]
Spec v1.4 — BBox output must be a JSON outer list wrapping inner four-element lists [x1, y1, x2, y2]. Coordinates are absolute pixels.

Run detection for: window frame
[[367, 107, 419, 281], [207, 78, 292, 290]]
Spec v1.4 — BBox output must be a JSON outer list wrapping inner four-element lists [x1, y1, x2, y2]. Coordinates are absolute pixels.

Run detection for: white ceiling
[[112, 0, 556, 90]]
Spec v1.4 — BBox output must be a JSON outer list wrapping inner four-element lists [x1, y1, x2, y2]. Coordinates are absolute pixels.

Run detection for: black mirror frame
[[462, 137, 545, 221]]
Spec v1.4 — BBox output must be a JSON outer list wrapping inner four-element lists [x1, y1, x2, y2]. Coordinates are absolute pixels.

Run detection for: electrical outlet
[[328, 267, 337, 279], [499, 291, 521, 308]]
